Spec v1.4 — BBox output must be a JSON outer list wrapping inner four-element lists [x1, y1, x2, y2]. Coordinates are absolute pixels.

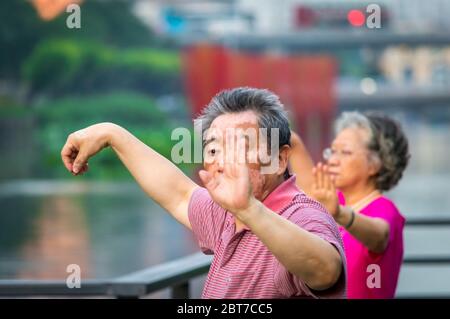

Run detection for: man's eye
[[342, 150, 353, 156], [208, 149, 216, 155]]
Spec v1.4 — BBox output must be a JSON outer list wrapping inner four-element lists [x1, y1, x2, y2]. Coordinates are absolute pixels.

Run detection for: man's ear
[[277, 145, 291, 176]]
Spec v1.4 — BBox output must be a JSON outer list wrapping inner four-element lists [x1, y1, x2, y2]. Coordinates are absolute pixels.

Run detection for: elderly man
[[61, 87, 346, 299]]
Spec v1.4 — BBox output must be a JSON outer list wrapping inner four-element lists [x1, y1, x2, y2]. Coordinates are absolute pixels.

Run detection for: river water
[[0, 111, 449, 298]]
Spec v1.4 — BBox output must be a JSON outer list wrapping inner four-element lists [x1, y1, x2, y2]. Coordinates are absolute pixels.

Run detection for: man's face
[[202, 110, 285, 200]]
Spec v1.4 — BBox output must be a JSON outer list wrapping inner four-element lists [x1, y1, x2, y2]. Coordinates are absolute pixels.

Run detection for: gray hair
[[195, 87, 291, 178], [335, 111, 410, 191]]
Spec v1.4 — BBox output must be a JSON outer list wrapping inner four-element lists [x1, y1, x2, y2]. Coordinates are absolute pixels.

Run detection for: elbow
[[305, 251, 343, 291], [368, 226, 390, 254]]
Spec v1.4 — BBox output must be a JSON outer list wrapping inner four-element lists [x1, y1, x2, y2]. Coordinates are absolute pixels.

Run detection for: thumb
[[73, 151, 88, 174], [330, 175, 337, 188], [198, 170, 212, 187], [199, 169, 220, 192], [312, 166, 318, 189]]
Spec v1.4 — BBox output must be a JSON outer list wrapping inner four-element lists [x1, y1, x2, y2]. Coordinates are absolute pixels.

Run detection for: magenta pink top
[[338, 192, 405, 299]]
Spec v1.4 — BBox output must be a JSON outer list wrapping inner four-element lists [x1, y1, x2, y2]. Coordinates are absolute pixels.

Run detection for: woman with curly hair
[[289, 111, 410, 299]]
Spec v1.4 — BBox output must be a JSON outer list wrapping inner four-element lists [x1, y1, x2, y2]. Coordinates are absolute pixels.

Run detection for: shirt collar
[[234, 175, 301, 231], [262, 174, 300, 213]]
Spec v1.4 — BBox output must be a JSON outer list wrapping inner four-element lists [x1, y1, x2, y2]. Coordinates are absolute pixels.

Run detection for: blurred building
[[133, 0, 450, 36], [132, 0, 450, 88]]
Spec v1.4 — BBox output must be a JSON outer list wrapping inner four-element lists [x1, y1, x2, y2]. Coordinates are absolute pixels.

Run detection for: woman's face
[[326, 127, 378, 191]]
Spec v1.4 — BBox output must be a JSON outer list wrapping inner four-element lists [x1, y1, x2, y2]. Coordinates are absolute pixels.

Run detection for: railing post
[[171, 281, 189, 299]]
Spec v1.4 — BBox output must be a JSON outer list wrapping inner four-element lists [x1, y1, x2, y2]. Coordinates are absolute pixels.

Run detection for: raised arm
[[199, 158, 342, 291], [61, 122, 198, 229], [312, 163, 390, 254], [289, 131, 315, 196]]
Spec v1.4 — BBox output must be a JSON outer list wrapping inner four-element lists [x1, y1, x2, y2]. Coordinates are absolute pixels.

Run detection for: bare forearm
[[108, 124, 197, 223], [336, 206, 389, 253], [237, 200, 342, 290], [289, 132, 315, 195]]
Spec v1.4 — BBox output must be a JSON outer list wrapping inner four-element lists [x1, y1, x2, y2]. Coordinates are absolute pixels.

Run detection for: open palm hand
[[199, 162, 253, 215], [312, 162, 339, 218]]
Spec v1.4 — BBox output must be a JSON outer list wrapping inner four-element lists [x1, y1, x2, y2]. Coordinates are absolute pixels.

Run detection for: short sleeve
[[363, 197, 405, 255], [274, 207, 347, 299], [187, 187, 228, 255], [366, 198, 404, 231]]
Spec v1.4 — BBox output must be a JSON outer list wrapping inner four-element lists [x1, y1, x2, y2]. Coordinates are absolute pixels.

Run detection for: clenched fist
[[61, 122, 116, 175]]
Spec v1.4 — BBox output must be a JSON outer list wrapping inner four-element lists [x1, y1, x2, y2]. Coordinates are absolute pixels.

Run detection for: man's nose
[[212, 153, 225, 173], [217, 156, 225, 172]]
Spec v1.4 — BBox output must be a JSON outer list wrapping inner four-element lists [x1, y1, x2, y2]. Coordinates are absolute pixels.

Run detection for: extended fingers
[[199, 169, 219, 191], [312, 165, 318, 190], [329, 174, 337, 192], [323, 164, 331, 190], [317, 162, 324, 189]]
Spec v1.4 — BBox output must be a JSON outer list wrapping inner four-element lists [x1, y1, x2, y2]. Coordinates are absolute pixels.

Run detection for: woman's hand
[[312, 162, 339, 218]]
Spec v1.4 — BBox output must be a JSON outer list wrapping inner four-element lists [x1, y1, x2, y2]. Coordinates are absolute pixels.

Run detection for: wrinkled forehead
[[205, 111, 259, 140], [332, 127, 370, 148]]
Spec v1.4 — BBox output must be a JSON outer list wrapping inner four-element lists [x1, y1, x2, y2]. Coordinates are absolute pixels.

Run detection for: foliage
[[23, 39, 182, 97], [34, 92, 193, 179]]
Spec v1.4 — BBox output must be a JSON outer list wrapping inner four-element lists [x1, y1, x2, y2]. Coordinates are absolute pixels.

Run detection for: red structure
[[182, 44, 337, 161]]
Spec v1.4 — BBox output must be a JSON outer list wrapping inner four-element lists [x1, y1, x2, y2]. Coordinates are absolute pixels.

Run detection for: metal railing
[[0, 253, 212, 299], [0, 217, 449, 298], [403, 216, 450, 265]]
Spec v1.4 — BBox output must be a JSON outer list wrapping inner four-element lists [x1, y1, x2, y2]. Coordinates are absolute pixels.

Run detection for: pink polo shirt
[[338, 193, 405, 299], [188, 175, 347, 299]]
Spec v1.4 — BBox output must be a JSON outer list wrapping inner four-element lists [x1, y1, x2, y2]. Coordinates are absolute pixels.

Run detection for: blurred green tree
[[0, 0, 174, 82], [22, 39, 182, 98], [34, 92, 194, 179]]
